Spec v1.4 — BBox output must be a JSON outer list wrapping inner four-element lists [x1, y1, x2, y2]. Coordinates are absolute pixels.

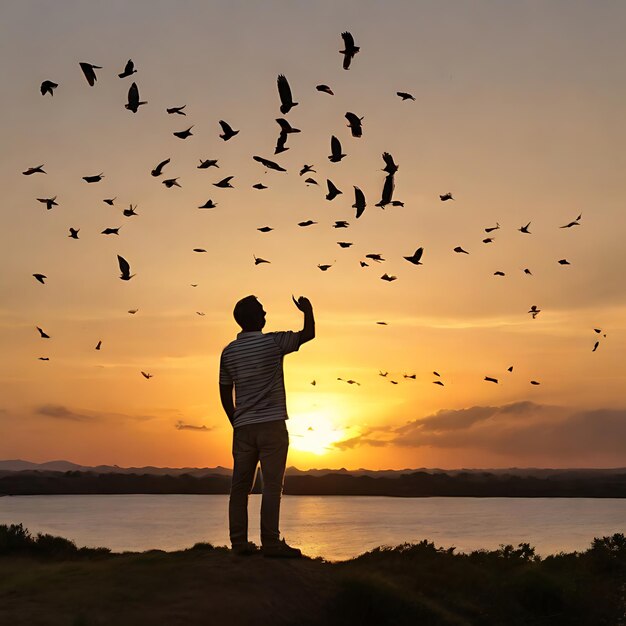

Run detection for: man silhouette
[[219, 295, 315, 557]]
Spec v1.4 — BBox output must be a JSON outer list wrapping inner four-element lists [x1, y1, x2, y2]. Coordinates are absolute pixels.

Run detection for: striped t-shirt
[[219, 331, 301, 428]]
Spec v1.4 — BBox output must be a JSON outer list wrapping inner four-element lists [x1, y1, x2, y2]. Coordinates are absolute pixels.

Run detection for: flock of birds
[[24, 31, 606, 391]]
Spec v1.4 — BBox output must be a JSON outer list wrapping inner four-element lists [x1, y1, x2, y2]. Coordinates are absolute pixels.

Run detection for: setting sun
[[288, 411, 348, 456]]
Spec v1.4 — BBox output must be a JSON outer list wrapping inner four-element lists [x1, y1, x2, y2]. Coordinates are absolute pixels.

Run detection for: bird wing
[[382, 152, 397, 171], [380, 174, 395, 205], [327, 179, 339, 194], [330, 135, 342, 157], [124, 59, 134, 74], [341, 31, 355, 49], [219, 120, 233, 134], [79, 62, 97, 86], [277, 74, 293, 107], [127, 82, 139, 107], [117, 255, 130, 277]]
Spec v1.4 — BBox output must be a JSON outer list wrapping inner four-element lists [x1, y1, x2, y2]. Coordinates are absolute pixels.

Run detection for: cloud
[[37, 404, 92, 422], [175, 420, 213, 432]]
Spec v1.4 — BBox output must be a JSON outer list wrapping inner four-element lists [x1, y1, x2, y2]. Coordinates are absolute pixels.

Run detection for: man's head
[[233, 295, 266, 331]]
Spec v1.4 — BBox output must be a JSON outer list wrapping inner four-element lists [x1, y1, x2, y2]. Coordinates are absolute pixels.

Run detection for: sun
[[288, 411, 347, 456]]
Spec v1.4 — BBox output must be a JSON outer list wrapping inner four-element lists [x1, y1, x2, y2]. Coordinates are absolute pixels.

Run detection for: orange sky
[[1, 1, 626, 469]]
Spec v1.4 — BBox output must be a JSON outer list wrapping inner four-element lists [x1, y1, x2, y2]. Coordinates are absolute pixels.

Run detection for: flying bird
[[213, 176, 234, 188], [390, 200, 404, 207], [530, 380, 540, 385], [128, 309, 138, 314], [33, 274, 47, 284], [360, 261, 369, 267], [376, 174, 395, 208], [380, 274, 397, 282], [79, 62, 101, 86], [299, 164, 315, 176], [483, 238, 494, 244], [366, 253, 384, 262], [484, 376, 498, 384], [83, 173, 104, 183], [337, 242, 353, 248], [379, 371, 388, 377], [396, 92, 415, 101], [253, 156, 286, 172], [151, 158, 170, 177], [528, 305, 541, 319], [404, 248, 423, 265], [257, 226, 273, 233], [123, 205, 138, 217], [485, 223, 500, 233], [38, 357, 50, 361], [23, 165, 45, 175], [40, 80, 58, 96], [304, 178, 318, 185], [560, 214, 582, 228], [326, 179, 342, 201], [36, 326, 50, 339], [277, 74, 298, 114], [404, 374, 417, 379], [167, 105, 186, 115], [198, 159, 219, 169], [494, 271, 505, 276], [353, 186, 366, 218], [558, 259, 570, 265], [433, 381, 444, 386], [345, 112, 364, 137], [193, 248, 207, 253], [382, 152, 398, 175], [316, 84, 334, 95], [125, 82, 147, 112], [173, 126, 193, 139], [95, 340, 102, 350], [251, 183, 267, 190], [276, 118, 300, 135], [523, 268, 533, 275], [507, 366, 514, 372], [518, 222, 531, 234], [328, 135, 346, 162], [298, 220, 317, 227], [340, 32, 359, 70], [101, 227, 120, 235], [103, 197, 116, 206], [317, 264, 333, 271], [117, 255, 134, 280], [333, 220, 349, 228], [141, 371, 153, 379], [440, 192, 454, 201], [274, 131, 289, 155], [162, 178, 181, 188], [453, 246, 469, 254], [198, 199, 217, 209], [376, 321, 387, 325], [37, 196, 57, 210], [118, 59, 136, 78], [254, 255, 270, 265], [592, 341, 599, 352], [218, 120, 239, 141], [68, 228, 80, 239]]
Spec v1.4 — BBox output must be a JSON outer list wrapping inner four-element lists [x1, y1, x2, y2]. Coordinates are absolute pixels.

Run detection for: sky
[[1, 1, 626, 470]]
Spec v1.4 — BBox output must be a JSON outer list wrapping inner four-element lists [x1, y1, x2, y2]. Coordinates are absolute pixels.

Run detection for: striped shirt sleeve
[[219, 349, 233, 385], [271, 331, 301, 355]]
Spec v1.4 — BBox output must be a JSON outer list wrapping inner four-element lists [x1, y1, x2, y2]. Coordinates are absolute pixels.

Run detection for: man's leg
[[257, 420, 289, 547], [229, 425, 260, 548]]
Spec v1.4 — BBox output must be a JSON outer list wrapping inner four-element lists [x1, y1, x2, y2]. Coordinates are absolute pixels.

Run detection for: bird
[[310, 380, 316, 386], [252, 183, 268, 190], [484, 376, 498, 384], [167, 105, 186, 115], [560, 214, 582, 228], [530, 380, 540, 385], [453, 246, 469, 254], [376, 174, 395, 208], [218, 120, 239, 141], [37, 196, 57, 210], [33, 273, 47, 284], [353, 186, 366, 218], [103, 197, 116, 206], [213, 176, 234, 188], [117, 255, 134, 280], [198, 159, 219, 169], [23, 165, 45, 175], [494, 271, 505, 276], [38, 357, 50, 361], [328, 135, 346, 162], [318, 264, 332, 271], [196, 312, 205, 316], [163, 178, 181, 188], [125, 82, 147, 113], [390, 200, 404, 207], [298, 220, 317, 227], [276, 118, 301, 135], [338, 377, 360, 386], [326, 179, 342, 201], [79, 62, 101, 86], [337, 242, 353, 248], [101, 227, 120, 235], [277, 74, 298, 114], [316, 84, 334, 95], [592, 341, 599, 352], [83, 173, 104, 183], [198, 199, 217, 209], [128, 309, 138, 314], [376, 321, 387, 325], [404, 248, 423, 265], [141, 371, 153, 379], [433, 371, 441, 377], [433, 381, 444, 386], [118, 59, 136, 78], [519, 222, 531, 234], [333, 221, 349, 228], [40, 80, 58, 96], [483, 238, 494, 244], [381, 274, 397, 282], [523, 268, 533, 275], [274, 131, 289, 155], [151, 158, 170, 177], [360, 261, 369, 267], [299, 165, 315, 176], [379, 371, 388, 377], [345, 112, 364, 138], [366, 253, 385, 262], [254, 255, 270, 265], [397, 92, 415, 101], [382, 152, 398, 175], [36, 326, 50, 339], [68, 228, 80, 239], [558, 259, 570, 265], [257, 226, 273, 233], [173, 126, 193, 139], [253, 156, 286, 172], [95, 340, 102, 350], [485, 223, 500, 233], [193, 248, 207, 253], [304, 178, 318, 185], [404, 374, 416, 379], [123, 205, 138, 217], [440, 192, 454, 201], [340, 32, 359, 70], [507, 366, 513, 372], [528, 305, 541, 319]]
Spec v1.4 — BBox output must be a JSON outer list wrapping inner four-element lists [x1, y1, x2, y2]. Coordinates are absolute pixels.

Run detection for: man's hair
[[233, 295, 260, 328]]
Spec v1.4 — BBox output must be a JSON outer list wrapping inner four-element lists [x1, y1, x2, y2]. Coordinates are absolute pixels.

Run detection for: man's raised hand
[[292, 295, 313, 313]]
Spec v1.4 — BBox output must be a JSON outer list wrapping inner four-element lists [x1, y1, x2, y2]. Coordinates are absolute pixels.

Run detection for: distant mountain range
[[1, 459, 625, 479]]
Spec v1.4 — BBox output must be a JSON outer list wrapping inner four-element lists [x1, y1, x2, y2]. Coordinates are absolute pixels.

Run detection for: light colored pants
[[229, 419, 289, 547]]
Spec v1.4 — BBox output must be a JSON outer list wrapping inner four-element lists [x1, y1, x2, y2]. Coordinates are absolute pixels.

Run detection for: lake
[[2, 495, 625, 561]]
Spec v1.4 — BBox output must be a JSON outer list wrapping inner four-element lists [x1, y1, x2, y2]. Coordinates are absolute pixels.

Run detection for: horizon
[[2, 1, 625, 470]]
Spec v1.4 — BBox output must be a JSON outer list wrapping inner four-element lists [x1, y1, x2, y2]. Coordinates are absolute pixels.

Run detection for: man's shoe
[[232, 541, 260, 556], [262, 539, 302, 558]]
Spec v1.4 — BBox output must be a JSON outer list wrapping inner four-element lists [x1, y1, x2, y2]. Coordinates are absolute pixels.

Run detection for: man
[[219, 295, 315, 557]]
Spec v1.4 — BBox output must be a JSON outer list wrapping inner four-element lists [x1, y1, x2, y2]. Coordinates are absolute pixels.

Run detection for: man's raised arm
[[293, 296, 315, 345]]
